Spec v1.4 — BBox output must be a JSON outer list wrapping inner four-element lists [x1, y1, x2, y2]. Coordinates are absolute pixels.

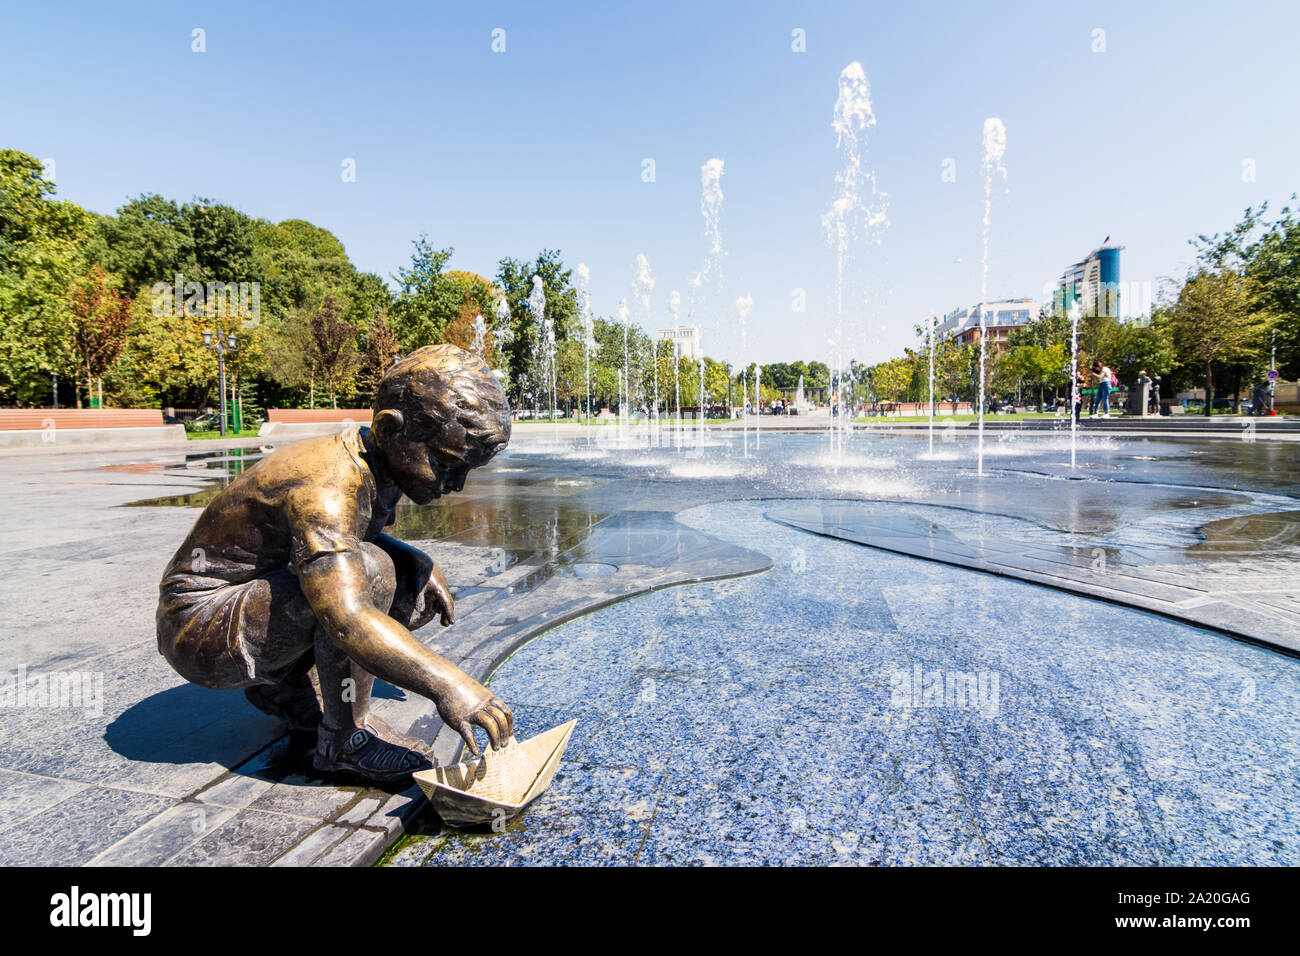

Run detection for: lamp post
[[202, 329, 239, 437], [1270, 330, 1277, 414]]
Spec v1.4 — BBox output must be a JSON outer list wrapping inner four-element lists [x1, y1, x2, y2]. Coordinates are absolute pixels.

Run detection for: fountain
[[698, 158, 726, 449], [617, 298, 631, 432], [735, 294, 753, 454], [977, 117, 1008, 477], [635, 254, 657, 437], [928, 314, 937, 455], [1069, 302, 1081, 469], [668, 289, 683, 447], [822, 61, 889, 456], [527, 275, 554, 424], [575, 263, 595, 427], [470, 314, 487, 359]]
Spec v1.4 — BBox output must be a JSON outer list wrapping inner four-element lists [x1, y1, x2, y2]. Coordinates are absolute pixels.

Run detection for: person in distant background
[[1091, 361, 1114, 418], [1252, 380, 1270, 416]]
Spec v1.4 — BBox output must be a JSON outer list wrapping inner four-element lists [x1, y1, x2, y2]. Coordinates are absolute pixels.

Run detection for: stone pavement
[[766, 500, 1300, 656], [2, 427, 1296, 865]]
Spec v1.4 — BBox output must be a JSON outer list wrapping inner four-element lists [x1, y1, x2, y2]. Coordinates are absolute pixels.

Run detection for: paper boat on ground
[[413, 720, 576, 828]]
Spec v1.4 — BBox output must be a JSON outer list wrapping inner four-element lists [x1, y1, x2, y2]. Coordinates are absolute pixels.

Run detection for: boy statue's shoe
[[314, 722, 433, 782]]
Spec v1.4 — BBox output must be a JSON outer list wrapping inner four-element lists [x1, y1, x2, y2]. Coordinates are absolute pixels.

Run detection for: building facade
[[1054, 244, 1121, 318], [936, 298, 1035, 352], [658, 324, 700, 360]]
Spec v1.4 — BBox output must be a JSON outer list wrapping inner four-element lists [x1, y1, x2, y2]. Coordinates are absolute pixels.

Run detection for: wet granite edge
[[765, 502, 1300, 660], [330, 513, 773, 867]]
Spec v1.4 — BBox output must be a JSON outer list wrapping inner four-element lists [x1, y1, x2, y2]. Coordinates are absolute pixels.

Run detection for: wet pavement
[[0, 425, 1296, 865]]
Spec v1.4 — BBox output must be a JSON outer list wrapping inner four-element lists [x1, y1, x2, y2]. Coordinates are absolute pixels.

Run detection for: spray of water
[[822, 62, 889, 453], [668, 289, 682, 443], [492, 296, 513, 388], [527, 276, 554, 423], [1069, 302, 1081, 469], [575, 263, 594, 426], [927, 314, 937, 454], [470, 314, 487, 358], [697, 158, 726, 446], [634, 254, 656, 434], [617, 297, 631, 431], [977, 117, 1007, 476], [735, 294, 753, 454]]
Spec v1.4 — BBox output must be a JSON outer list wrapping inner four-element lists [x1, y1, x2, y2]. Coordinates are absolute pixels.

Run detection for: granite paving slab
[[765, 499, 1300, 654]]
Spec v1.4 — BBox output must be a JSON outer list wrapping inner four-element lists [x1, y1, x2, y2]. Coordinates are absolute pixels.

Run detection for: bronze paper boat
[[413, 720, 576, 828]]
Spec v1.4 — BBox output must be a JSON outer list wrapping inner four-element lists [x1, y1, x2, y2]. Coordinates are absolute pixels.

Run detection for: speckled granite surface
[[391, 500, 1300, 866]]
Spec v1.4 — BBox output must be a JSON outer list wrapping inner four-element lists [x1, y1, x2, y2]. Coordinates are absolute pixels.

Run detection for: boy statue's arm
[[297, 547, 513, 755]]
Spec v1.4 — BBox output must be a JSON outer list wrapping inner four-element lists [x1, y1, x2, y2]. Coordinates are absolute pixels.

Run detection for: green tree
[[390, 237, 461, 354], [1163, 268, 1274, 414], [66, 266, 132, 407], [88, 194, 192, 292], [0, 150, 94, 404]]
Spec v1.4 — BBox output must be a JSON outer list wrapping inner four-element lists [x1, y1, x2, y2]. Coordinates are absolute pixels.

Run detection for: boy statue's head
[[370, 344, 511, 503]]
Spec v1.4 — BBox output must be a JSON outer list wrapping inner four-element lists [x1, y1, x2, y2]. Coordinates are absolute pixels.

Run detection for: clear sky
[[3, 1, 1298, 367]]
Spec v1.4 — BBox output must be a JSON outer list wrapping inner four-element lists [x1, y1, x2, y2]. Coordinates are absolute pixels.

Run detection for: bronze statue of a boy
[[157, 344, 514, 782]]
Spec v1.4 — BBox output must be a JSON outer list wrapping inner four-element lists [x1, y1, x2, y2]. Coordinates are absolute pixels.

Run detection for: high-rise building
[[935, 298, 1035, 353], [1054, 244, 1122, 317], [658, 324, 700, 360]]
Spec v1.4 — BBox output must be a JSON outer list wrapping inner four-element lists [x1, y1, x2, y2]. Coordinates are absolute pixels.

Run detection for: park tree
[[1162, 268, 1274, 414], [88, 194, 192, 293], [495, 251, 579, 405], [870, 356, 914, 402], [358, 310, 401, 399], [181, 199, 259, 282], [0, 150, 96, 405], [1209, 199, 1300, 379], [253, 218, 355, 322], [390, 237, 462, 353], [66, 266, 132, 407], [1001, 343, 1067, 410]]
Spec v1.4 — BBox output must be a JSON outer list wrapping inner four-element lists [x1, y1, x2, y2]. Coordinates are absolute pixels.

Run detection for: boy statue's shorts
[[156, 569, 318, 690]]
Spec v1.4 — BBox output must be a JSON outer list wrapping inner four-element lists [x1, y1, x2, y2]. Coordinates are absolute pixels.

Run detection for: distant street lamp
[[202, 330, 239, 437]]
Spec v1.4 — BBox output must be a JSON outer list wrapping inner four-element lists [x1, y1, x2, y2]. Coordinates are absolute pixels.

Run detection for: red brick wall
[[0, 409, 164, 431], [266, 409, 373, 423]]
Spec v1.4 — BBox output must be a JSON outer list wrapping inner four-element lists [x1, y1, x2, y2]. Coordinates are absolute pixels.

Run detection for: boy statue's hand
[[411, 565, 456, 629], [436, 672, 514, 755]]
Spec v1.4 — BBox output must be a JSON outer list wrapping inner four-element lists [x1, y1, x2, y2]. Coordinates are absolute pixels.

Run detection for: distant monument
[[658, 324, 701, 361]]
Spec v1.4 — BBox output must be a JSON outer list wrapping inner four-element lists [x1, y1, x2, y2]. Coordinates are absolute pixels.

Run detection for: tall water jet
[[698, 159, 726, 447], [575, 263, 594, 426], [470, 314, 487, 358], [927, 314, 937, 455], [492, 295, 513, 379], [527, 275, 554, 424], [754, 362, 762, 449], [977, 117, 1007, 477], [821, 61, 889, 454], [617, 298, 631, 432], [735, 294, 753, 454], [634, 254, 657, 436], [1069, 302, 1081, 469], [668, 289, 682, 446]]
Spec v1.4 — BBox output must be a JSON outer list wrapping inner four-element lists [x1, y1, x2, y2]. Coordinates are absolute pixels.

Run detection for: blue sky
[[3, 1, 1298, 366]]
